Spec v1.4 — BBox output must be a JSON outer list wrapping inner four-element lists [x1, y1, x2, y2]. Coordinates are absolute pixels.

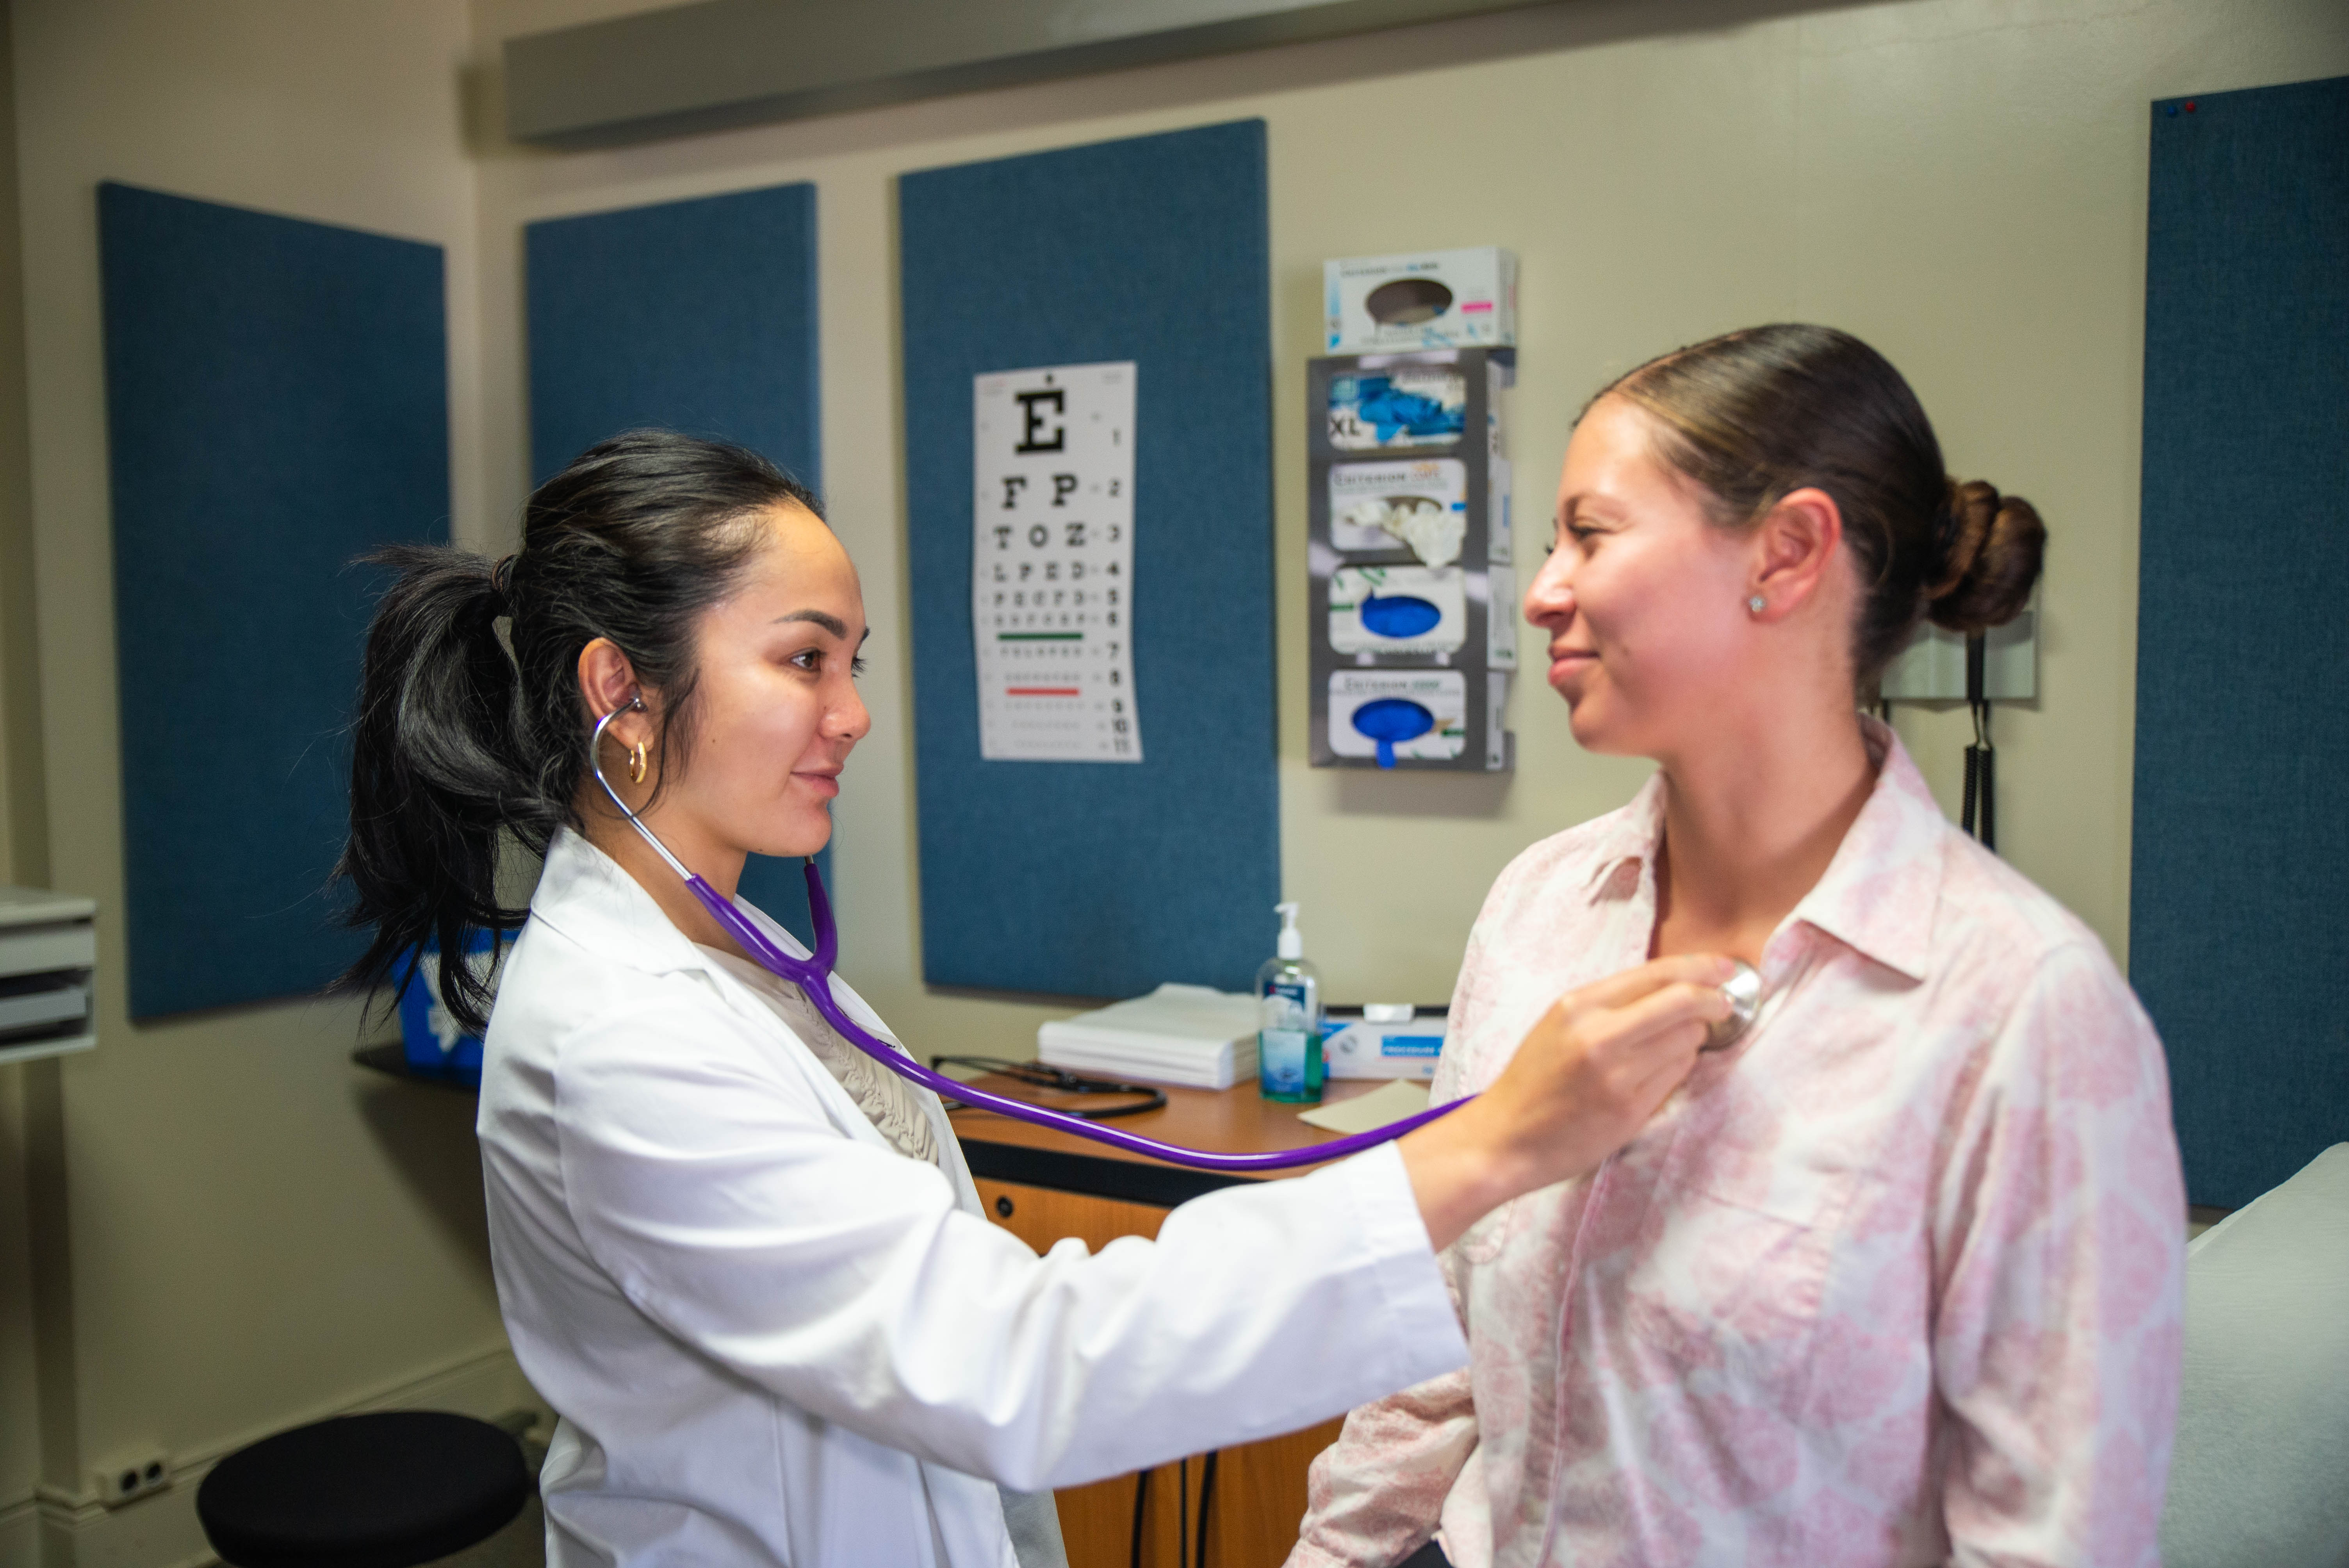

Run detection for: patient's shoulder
[[1933, 827, 2117, 980]]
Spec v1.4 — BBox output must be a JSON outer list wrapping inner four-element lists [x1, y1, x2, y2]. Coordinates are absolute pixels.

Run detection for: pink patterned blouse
[[1290, 723, 2184, 1568]]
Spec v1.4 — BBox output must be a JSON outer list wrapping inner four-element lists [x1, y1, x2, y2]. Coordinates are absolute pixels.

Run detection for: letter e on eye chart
[[973, 363, 1141, 762]]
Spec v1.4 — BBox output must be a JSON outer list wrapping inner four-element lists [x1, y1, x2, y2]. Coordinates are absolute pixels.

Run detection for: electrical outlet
[[93, 1450, 171, 1508]]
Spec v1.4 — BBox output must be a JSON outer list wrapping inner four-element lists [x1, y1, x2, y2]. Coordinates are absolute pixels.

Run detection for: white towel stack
[[1036, 983, 1262, 1090]]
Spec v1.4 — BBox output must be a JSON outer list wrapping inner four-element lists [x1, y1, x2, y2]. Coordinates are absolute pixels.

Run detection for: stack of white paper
[[1037, 983, 1261, 1090]]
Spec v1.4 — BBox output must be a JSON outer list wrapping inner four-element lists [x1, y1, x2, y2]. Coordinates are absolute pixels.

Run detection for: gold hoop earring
[[627, 740, 648, 785]]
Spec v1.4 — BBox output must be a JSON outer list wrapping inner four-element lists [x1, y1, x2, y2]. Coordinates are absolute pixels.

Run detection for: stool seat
[[197, 1411, 531, 1568]]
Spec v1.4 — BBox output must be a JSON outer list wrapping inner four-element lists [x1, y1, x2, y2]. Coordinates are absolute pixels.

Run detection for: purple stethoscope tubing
[[588, 706, 1468, 1172]]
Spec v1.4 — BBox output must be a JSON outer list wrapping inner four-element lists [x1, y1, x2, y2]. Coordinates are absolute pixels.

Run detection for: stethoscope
[[926, 1057, 1166, 1120], [588, 702, 1761, 1172]]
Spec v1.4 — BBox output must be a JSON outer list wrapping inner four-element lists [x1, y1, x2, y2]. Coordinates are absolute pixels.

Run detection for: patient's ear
[[1746, 487, 1843, 622]]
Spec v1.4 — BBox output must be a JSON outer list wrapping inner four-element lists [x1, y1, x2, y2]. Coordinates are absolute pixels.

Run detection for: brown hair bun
[[1925, 478, 2044, 634]]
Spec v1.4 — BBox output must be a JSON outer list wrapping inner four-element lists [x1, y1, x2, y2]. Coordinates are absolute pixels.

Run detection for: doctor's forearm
[[1403, 960, 1723, 1249], [1399, 1103, 1531, 1252]]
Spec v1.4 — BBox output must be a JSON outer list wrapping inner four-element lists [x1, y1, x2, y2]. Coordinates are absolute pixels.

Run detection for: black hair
[[1595, 324, 2045, 690], [336, 429, 821, 1033]]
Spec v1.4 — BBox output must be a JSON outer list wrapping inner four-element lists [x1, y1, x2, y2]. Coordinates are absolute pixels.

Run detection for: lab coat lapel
[[709, 886, 983, 1211], [527, 826, 707, 978], [532, 830, 984, 1212], [528, 833, 886, 1145]]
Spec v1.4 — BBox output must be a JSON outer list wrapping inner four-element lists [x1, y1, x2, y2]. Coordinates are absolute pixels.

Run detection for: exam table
[[2160, 1142, 2349, 1568]]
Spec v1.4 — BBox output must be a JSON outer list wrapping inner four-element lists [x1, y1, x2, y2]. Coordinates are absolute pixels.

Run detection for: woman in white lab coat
[[335, 430, 1734, 1568]]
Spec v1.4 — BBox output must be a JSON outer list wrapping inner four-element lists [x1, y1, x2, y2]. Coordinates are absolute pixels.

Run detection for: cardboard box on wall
[[1324, 248, 1517, 353]]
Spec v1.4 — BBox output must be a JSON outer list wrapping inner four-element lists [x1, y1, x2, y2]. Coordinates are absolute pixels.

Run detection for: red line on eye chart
[[1006, 686, 1082, 697]]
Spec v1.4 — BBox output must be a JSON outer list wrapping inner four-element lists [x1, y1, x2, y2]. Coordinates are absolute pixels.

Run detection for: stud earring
[[1748, 595, 1767, 615]]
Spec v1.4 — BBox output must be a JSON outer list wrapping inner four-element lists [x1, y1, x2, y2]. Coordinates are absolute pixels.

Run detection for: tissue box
[[1324, 1006, 1447, 1081], [1326, 248, 1517, 353]]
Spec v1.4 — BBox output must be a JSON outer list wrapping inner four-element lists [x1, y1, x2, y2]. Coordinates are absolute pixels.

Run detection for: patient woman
[[1290, 325, 2185, 1568]]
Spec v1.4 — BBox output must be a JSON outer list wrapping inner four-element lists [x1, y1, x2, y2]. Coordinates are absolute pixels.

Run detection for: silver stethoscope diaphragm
[[1702, 960, 1765, 1053]]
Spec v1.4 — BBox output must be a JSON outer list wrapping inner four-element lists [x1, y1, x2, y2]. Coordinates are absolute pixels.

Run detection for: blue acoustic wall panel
[[900, 121, 1278, 997], [525, 182, 827, 942], [2131, 76, 2349, 1208], [99, 182, 449, 1018]]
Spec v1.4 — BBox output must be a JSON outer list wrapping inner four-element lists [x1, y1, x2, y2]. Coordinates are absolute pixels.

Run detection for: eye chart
[[973, 362, 1142, 762]]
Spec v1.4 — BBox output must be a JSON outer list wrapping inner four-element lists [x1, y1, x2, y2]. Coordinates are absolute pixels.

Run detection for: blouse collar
[[1577, 716, 1949, 982]]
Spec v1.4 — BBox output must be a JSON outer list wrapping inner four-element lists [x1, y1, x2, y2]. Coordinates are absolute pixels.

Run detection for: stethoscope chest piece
[[1702, 960, 1765, 1053]]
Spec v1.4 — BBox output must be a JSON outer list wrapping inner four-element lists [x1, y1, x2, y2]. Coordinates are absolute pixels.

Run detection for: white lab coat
[[478, 829, 1468, 1568]]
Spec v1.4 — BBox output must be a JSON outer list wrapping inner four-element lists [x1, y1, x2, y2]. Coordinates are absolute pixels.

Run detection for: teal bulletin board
[[100, 183, 449, 1018], [2130, 76, 2349, 1208], [899, 121, 1280, 998], [524, 182, 828, 941]]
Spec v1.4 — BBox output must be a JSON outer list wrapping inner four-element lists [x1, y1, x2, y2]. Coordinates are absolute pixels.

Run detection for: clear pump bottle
[[1256, 903, 1324, 1103]]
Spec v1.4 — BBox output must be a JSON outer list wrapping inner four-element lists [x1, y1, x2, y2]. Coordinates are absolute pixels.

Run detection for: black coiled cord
[[1128, 1451, 1219, 1567]]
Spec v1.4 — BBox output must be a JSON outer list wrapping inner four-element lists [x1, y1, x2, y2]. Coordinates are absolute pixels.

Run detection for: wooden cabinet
[[976, 1176, 1170, 1256], [973, 1178, 1341, 1568]]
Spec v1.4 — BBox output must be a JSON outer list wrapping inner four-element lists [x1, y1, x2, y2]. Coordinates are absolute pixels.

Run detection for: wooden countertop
[[946, 1073, 1404, 1207], [358, 1034, 1424, 1210]]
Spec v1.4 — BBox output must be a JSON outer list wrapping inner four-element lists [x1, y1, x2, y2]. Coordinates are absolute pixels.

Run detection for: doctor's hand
[[1397, 955, 1734, 1253]]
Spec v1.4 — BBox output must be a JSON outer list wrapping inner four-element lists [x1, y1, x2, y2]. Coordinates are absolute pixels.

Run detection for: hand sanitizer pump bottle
[[1257, 903, 1324, 1103]]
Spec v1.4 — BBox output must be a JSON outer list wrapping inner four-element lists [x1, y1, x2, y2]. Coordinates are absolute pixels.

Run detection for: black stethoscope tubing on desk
[[928, 1057, 1167, 1121]]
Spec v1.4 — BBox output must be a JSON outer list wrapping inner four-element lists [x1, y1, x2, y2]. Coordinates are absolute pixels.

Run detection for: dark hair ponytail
[[339, 547, 536, 1032], [1593, 323, 2045, 689], [336, 429, 820, 1033]]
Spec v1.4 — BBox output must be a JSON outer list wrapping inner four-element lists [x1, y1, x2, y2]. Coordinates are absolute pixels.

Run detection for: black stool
[[196, 1411, 531, 1568]]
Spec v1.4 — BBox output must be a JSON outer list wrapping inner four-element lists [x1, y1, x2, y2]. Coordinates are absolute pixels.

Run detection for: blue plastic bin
[[394, 930, 503, 1087]]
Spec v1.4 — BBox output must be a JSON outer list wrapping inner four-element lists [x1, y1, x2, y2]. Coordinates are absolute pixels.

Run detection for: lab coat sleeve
[[553, 996, 1469, 1493], [1929, 941, 2185, 1568]]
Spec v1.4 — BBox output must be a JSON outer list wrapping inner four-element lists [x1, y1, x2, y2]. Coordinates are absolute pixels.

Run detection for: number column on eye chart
[[972, 362, 1141, 763]]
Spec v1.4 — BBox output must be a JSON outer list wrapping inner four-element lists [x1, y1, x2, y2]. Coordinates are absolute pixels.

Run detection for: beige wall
[[3, 2, 48, 1559], [0, 0, 40, 895], [471, 0, 2345, 1064], [1, 1066, 38, 1565], [6, 2, 529, 1561]]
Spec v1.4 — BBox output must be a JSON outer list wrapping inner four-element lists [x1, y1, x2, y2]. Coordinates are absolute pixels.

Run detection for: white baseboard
[[0, 1499, 39, 1568], [32, 1345, 546, 1568]]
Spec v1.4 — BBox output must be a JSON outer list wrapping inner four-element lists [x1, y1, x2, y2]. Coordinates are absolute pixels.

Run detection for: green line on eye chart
[[998, 633, 1084, 641]]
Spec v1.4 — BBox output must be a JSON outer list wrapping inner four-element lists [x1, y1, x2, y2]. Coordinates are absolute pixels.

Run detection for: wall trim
[[0, 1496, 39, 1568], [32, 1344, 542, 1568], [502, 0, 1561, 144]]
